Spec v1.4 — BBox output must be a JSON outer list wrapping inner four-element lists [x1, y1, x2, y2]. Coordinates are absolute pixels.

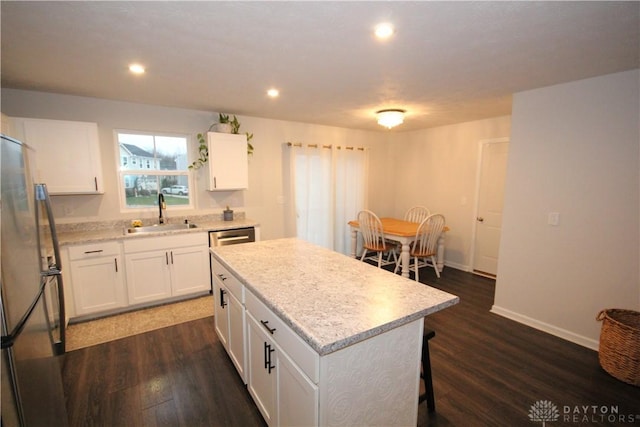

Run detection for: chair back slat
[[412, 214, 446, 256], [404, 206, 431, 224], [358, 210, 387, 250]]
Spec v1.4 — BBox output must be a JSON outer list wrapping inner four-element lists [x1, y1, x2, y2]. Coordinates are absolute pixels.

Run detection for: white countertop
[[211, 238, 459, 356], [57, 218, 259, 246]]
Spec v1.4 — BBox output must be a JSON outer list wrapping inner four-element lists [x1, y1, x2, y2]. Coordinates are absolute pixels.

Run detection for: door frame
[[470, 137, 510, 278]]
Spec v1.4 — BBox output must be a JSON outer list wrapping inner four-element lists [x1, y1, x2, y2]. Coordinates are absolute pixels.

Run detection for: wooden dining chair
[[380, 206, 430, 264], [394, 213, 445, 280], [404, 206, 431, 223], [357, 210, 398, 268]]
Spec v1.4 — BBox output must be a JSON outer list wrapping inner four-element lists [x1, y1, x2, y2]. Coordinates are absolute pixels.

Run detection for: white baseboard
[[443, 260, 469, 272], [490, 305, 599, 351]]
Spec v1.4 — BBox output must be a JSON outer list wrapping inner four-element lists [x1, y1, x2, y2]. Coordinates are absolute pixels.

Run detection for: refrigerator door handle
[[34, 183, 66, 354], [35, 184, 62, 271], [42, 267, 61, 277], [1, 277, 48, 349]]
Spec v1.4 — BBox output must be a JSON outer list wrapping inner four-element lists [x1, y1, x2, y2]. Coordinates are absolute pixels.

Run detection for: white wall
[[233, 115, 392, 241], [1, 88, 510, 266], [493, 70, 640, 349], [2, 89, 214, 222], [9, 74, 634, 351], [1, 89, 390, 241], [389, 117, 512, 269]]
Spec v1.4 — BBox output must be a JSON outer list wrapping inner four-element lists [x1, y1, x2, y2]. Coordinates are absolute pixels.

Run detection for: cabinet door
[[247, 313, 277, 426], [169, 245, 210, 296], [125, 250, 172, 305], [18, 118, 103, 194], [213, 278, 230, 349], [278, 349, 319, 427], [70, 255, 127, 315], [207, 132, 248, 190], [227, 289, 246, 383]]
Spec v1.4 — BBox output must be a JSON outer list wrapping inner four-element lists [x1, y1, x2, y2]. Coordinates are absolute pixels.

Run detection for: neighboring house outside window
[[117, 131, 192, 210]]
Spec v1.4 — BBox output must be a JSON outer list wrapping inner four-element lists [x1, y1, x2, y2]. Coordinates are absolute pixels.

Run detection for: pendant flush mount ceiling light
[[128, 63, 145, 75], [376, 109, 405, 129], [374, 23, 394, 40]]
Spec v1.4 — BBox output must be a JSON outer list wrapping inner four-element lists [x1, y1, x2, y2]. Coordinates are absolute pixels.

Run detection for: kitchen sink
[[125, 223, 198, 234]]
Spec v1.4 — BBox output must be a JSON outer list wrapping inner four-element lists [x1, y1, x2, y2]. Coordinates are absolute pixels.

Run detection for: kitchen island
[[211, 238, 458, 427]]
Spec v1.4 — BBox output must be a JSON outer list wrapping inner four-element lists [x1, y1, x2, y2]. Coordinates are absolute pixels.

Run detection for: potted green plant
[[213, 113, 232, 133], [189, 132, 209, 170], [189, 114, 254, 170]]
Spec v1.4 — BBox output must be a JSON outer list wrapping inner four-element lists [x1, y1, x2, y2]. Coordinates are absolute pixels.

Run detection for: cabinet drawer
[[68, 241, 121, 260], [211, 257, 244, 303], [246, 290, 319, 383]]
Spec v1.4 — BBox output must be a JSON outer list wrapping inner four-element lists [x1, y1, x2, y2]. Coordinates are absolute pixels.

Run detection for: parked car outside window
[[161, 185, 189, 195]]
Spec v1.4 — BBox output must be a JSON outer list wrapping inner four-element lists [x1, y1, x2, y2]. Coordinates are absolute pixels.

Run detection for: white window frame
[[114, 129, 194, 213]]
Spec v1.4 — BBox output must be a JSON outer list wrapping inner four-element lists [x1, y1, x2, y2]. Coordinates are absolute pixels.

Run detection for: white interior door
[[473, 139, 509, 277]]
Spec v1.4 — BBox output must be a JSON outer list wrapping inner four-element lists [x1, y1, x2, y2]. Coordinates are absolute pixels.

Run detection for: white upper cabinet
[[1, 113, 17, 138], [15, 117, 103, 194], [207, 132, 248, 191]]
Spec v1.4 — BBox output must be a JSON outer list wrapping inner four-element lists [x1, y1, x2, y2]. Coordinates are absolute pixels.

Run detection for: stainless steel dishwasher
[[209, 227, 256, 247], [208, 227, 256, 292]]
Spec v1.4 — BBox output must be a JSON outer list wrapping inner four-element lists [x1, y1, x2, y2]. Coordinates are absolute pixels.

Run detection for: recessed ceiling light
[[374, 23, 394, 40], [129, 63, 145, 75], [267, 88, 279, 98]]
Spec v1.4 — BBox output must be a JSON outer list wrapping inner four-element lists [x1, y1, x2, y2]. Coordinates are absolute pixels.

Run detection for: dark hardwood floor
[[62, 315, 266, 427], [62, 267, 640, 427], [414, 267, 640, 426]]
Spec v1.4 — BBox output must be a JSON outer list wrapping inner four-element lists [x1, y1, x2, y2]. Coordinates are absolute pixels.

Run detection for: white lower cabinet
[[211, 258, 319, 427], [124, 233, 209, 305], [169, 244, 212, 296], [212, 257, 246, 382], [247, 314, 278, 425], [277, 346, 318, 427], [246, 291, 319, 427], [124, 249, 173, 304], [66, 241, 127, 316]]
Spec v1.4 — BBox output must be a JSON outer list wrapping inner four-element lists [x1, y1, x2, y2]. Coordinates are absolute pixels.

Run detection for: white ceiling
[[1, 1, 638, 132]]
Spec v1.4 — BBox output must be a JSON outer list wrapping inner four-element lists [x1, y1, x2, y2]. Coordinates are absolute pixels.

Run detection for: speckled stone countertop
[[57, 214, 259, 246], [211, 238, 459, 356]]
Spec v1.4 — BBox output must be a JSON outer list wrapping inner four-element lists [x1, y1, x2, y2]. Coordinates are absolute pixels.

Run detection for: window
[[287, 144, 368, 254], [117, 131, 192, 210]]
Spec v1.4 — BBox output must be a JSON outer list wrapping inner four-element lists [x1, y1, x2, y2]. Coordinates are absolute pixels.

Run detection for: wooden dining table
[[348, 217, 448, 278]]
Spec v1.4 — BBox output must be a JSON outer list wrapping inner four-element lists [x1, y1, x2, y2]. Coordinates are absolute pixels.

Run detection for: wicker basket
[[596, 309, 640, 386]]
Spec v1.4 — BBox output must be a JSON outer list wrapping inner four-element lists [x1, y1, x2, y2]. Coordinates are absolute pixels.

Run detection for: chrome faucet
[[158, 193, 166, 224]]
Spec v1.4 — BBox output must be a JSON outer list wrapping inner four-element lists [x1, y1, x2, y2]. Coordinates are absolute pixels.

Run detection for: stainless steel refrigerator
[[1, 134, 69, 426]]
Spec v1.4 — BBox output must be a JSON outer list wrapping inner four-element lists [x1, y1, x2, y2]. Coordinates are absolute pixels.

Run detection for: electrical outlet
[[548, 212, 560, 226]]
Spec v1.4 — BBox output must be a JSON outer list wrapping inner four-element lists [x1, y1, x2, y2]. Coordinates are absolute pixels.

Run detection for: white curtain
[[288, 144, 368, 254]]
